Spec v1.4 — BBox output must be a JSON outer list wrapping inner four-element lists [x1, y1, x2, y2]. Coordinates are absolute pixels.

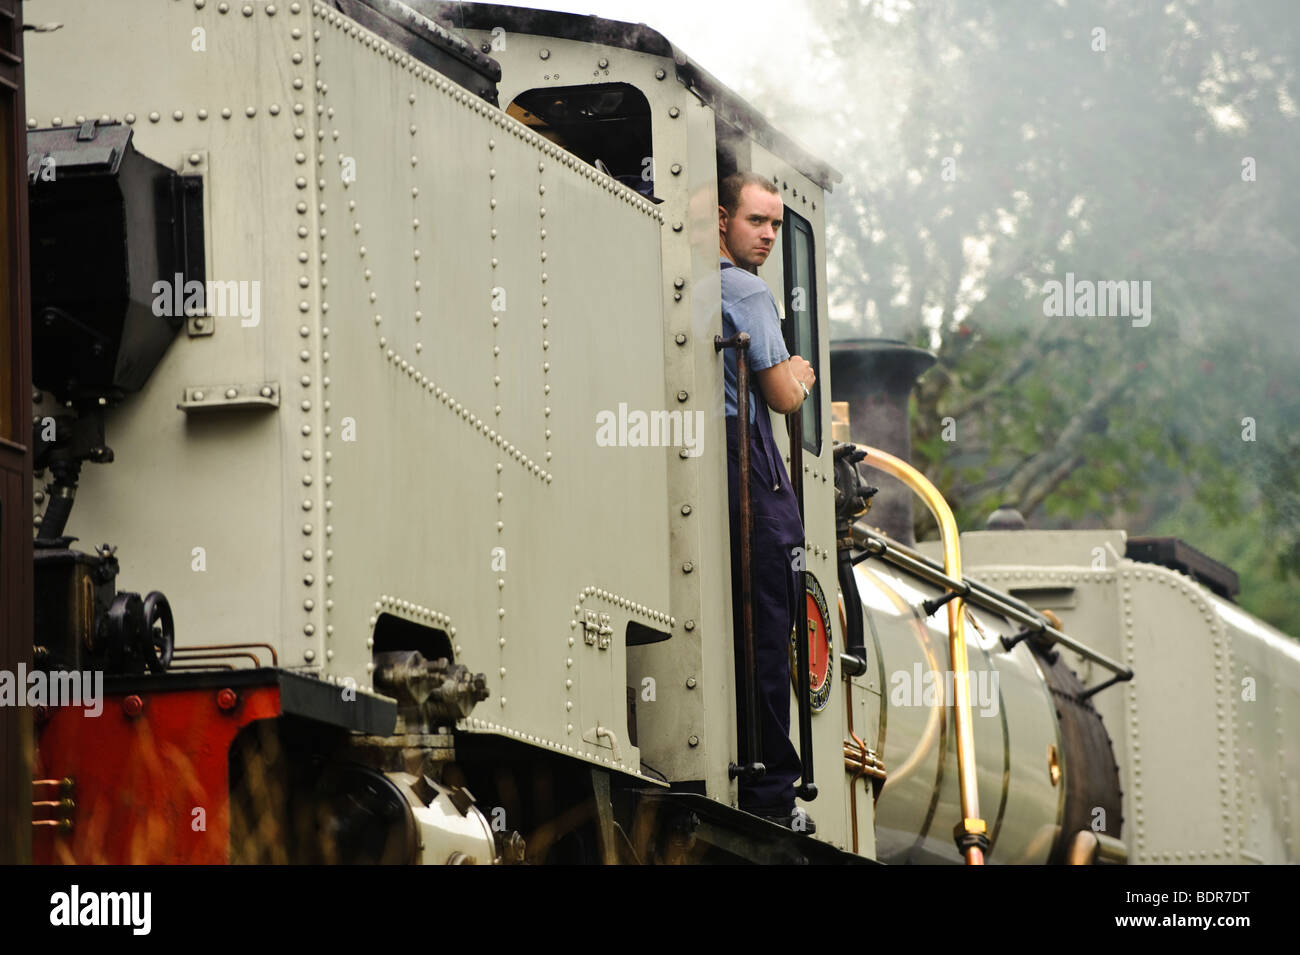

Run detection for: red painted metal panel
[[32, 685, 282, 864]]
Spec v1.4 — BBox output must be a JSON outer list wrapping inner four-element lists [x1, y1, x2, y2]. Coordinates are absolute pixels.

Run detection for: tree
[[736, 0, 1300, 633]]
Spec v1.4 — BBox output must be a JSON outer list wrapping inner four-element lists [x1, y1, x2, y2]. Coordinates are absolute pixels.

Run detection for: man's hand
[[756, 355, 816, 415], [788, 355, 815, 392]]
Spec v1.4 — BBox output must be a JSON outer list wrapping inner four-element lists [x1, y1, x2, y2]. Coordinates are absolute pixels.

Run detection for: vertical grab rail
[[716, 333, 764, 785], [787, 412, 817, 801]]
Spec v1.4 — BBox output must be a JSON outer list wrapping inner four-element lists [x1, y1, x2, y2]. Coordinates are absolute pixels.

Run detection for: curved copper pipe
[[170, 650, 263, 668], [174, 642, 279, 666], [857, 446, 986, 865], [860, 564, 944, 790], [842, 597, 887, 853]]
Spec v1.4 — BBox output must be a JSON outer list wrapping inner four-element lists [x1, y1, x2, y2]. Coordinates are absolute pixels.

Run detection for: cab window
[[781, 207, 820, 454], [506, 83, 658, 201]]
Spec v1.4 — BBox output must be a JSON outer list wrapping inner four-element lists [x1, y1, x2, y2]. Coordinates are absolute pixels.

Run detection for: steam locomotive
[[15, 0, 1298, 864]]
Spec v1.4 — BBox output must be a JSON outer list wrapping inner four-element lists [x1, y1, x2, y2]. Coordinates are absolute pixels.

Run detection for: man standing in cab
[[718, 171, 816, 833]]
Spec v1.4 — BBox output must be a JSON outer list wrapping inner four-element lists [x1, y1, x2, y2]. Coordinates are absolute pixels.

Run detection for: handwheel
[[142, 591, 174, 673]]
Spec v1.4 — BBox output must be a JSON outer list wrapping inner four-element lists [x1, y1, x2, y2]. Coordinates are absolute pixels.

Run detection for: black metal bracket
[[1000, 627, 1039, 652], [920, 586, 967, 617], [1079, 671, 1133, 700], [839, 653, 868, 678], [728, 761, 766, 783]]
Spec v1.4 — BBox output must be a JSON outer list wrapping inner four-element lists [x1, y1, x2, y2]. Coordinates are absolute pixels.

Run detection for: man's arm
[[757, 355, 816, 415], [725, 282, 815, 415]]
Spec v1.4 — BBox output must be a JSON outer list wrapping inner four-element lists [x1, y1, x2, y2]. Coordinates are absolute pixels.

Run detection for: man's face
[[720, 184, 783, 271]]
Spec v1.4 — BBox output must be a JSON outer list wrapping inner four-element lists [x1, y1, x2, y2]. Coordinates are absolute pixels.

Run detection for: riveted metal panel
[[24, 2, 670, 782], [1220, 596, 1300, 863], [25, 0, 315, 671], [460, 28, 737, 792], [961, 528, 1300, 864], [311, 8, 667, 778]]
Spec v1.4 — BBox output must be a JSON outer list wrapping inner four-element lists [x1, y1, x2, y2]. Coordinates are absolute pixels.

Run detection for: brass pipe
[[842, 743, 888, 784], [845, 668, 860, 853], [170, 650, 263, 668], [32, 819, 73, 830], [842, 606, 886, 855], [855, 445, 987, 865], [174, 642, 279, 666], [31, 799, 74, 810]]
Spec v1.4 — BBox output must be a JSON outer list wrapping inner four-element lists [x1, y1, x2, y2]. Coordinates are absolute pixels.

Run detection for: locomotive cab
[[426, 1, 852, 832]]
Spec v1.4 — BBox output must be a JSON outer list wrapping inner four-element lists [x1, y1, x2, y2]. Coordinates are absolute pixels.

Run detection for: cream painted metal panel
[[28, 2, 670, 781], [313, 13, 668, 778], [846, 676, 882, 858], [1218, 596, 1300, 863], [626, 91, 732, 796], [957, 528, 1300, 864], [464, 27, 743, 795], [27, 0, 315, 668], [677, 101, 738, 803]]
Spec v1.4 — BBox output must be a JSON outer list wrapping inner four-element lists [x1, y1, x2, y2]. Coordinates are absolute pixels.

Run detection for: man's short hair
[[719, 171, 780, 217]]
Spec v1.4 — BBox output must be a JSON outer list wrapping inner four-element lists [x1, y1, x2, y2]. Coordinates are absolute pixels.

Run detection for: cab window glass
[[781, 207, 820, 454]]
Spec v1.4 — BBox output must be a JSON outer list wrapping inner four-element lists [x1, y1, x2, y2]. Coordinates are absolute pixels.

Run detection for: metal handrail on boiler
[[849, 524, 1134, 688]]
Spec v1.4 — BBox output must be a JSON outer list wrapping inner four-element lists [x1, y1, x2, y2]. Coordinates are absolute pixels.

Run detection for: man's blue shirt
[[720, 257, 789, 424]]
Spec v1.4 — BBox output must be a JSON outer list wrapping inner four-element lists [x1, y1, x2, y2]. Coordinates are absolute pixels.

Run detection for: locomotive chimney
[[830, 339, 936, 546]]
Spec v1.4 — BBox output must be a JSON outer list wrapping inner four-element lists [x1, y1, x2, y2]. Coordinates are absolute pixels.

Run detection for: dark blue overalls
[[726, 389, 804, 813]]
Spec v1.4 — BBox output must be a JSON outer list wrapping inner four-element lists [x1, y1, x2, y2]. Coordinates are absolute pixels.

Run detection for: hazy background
[[476, 0, 1300, 634]]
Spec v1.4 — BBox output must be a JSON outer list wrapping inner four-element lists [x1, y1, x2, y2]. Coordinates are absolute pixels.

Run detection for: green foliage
[[742, 0, 1300, 634]]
